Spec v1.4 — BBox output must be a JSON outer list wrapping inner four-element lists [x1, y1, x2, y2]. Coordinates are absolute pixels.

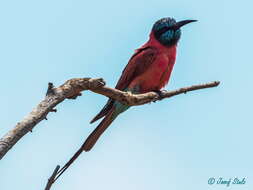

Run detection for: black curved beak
[[174, 19, 197, 30], [155, 19, 197, 39]]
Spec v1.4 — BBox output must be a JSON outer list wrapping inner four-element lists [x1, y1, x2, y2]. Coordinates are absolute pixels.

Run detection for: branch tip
[[44, 165, 60, 190]]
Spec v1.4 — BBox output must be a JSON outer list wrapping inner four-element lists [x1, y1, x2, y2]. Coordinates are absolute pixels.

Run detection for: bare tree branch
[[0, 77, 220, 160], [44, 165, 60, 190]]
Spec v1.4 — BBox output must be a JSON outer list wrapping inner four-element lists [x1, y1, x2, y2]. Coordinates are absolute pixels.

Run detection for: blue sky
[[0, 0, 252, 189]]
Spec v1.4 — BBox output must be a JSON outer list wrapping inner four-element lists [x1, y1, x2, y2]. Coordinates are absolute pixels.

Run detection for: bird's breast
[[130, 50, 176, 93]]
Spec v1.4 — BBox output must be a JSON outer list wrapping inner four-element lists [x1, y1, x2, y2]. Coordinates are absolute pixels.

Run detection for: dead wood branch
[[0, 77, 220, 160]]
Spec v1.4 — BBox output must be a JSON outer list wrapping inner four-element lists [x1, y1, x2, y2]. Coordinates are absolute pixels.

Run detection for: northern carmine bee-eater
[[84, 17, 196, 151]]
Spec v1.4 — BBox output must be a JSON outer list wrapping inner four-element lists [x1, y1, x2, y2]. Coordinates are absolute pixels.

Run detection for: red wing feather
[[90, 46, 157, 123], [115, 46, 157, 90]]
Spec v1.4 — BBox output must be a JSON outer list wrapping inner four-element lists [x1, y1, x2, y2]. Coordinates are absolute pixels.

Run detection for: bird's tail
[[83, 108, 117, 151], [54, 104, 128, 181]]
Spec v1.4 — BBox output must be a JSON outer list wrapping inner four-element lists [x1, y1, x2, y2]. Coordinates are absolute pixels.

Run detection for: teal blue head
[[152, 17, 197, 46]]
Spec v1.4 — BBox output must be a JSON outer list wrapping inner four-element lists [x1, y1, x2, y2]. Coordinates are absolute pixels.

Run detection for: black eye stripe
[[155, 26, 173, 38]]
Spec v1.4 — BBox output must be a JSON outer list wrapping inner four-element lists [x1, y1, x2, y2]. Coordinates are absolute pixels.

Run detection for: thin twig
[[44, 165, 60, 190]]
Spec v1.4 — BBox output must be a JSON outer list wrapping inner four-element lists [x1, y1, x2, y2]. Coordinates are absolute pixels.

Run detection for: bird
[[54, 17, 197, 180], [84, 17, 197, 151]]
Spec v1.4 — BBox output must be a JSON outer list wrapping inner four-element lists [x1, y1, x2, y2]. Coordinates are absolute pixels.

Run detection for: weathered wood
[[0, 77, 220, 160]]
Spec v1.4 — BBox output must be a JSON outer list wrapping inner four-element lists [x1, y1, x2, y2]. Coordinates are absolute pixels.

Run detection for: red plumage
[[84, 31, 177, 151], [125, 32, 177, 92]]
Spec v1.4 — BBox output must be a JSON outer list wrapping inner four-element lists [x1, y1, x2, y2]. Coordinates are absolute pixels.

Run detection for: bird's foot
[[153, 90, 166, 102]]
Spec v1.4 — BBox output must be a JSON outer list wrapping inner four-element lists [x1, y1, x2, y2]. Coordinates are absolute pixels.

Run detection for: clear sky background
[[0, 0, 252, 189]]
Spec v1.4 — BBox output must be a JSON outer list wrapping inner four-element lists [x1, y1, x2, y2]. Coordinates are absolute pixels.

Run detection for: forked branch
[[0, 77, 220, 160]]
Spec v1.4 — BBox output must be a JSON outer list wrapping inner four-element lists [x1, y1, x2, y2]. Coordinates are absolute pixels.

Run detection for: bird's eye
[[155, 26, 171, 38]]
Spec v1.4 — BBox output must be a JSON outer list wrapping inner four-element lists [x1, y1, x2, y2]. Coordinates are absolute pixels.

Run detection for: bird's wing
[[115, 46, 157, 90], [90, 46, 157, 124]]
